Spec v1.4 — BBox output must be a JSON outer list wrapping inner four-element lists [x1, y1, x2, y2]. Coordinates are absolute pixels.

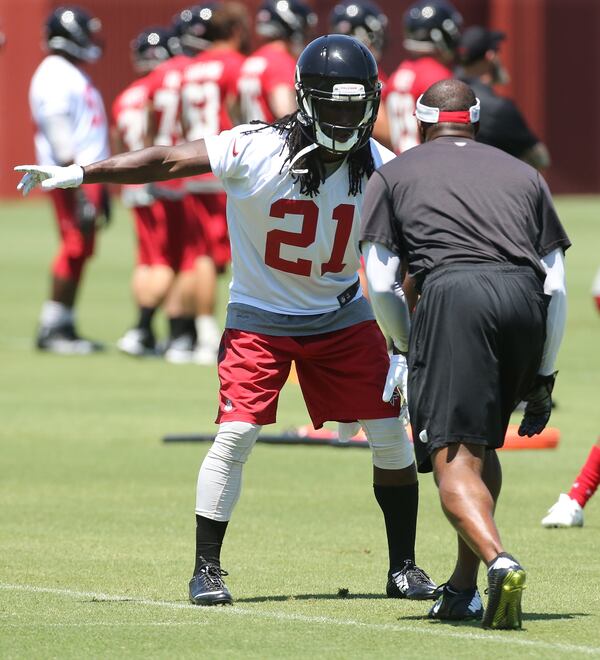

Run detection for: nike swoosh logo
[[232, 138, 239, 156]]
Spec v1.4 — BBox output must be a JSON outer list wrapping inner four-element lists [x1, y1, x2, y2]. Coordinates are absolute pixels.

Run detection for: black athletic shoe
[[189, 558, 232, 606], [428, 583, 484, 621], [36, 323, 104, 355], [386, 560, 438, 600], [482, 556, 526, 629]]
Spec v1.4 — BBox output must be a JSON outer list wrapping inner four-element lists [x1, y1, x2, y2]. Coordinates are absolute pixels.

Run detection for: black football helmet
[[45, 6, 103, 62], [329, 1, 388, 61], [131, 27, 173, 73], [256, 0, 317, 52], [295, 34, 381, 154], [172, 3, 222, 56], [403, 0, 462, 56]]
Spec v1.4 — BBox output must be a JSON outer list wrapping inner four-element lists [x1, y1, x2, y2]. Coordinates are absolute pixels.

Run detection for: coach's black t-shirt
[[360, 136, 570, 291], [460, 77, 539, 158]]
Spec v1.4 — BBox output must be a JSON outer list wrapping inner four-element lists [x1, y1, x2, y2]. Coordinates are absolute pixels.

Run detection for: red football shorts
[[132, 203, 165, 267], [216, 320, 399, 428], [153, 197, 199, 273], [188, 192, 231, 272], [50, 183, 106, 281]]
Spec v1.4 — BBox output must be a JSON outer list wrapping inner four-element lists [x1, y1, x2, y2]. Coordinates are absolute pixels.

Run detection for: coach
[[360, 79, 570, 629]]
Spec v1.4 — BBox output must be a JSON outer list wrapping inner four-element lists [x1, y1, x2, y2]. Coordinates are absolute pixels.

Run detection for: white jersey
[[29, 55, 109, 166], [205, 125, 395, 315]]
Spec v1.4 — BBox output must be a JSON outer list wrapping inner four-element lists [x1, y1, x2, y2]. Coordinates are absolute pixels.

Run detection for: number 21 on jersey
[[265, 199, 355, 276]]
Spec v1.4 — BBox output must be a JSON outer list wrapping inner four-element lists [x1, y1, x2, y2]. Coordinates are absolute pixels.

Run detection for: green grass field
[[1, 196, 599, 659]]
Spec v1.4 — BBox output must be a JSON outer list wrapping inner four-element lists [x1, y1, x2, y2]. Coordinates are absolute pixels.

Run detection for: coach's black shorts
[[408, 264, 549, 473]]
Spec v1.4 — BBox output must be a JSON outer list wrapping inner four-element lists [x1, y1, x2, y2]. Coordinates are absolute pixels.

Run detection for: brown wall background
[[1, 0, 598, 197]]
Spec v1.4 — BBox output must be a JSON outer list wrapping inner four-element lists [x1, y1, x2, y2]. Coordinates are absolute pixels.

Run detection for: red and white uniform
[[29, 54, 109, 281], [181, 47, 245, 270], [383, 56, 452, 154], [237, 43, 296, 123], [144, 56, 197, 272], [205, 125, 393, 314], [204, 125, 399, 427]]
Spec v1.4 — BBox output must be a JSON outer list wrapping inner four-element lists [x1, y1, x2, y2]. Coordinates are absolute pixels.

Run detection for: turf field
[[1, 196, 599, 659]]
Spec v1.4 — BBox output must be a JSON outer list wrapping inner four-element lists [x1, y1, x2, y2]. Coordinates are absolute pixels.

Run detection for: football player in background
[[144, 5, 216, 364], [456, 26, 551, 171], [329, 0, 392, 149], [237, 0, 317, 123], [17, 35, 437, 608], [384, 0, 462, 154], [113, 27, 175, 357], [541, 269, 600, 527], [29, 6, 110, 354], [180, 2, 250, 364]]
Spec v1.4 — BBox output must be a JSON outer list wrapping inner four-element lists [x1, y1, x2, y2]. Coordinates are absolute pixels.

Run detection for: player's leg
[[190, 420, 262, 606], [295, 320, 436, 599], [38, 186, 104, 354], [160, 198, 198, 363], [189, 193, 227, 365], [189, 329, 293, 605], [429, 448, 501, 621], [118, 203, 174, 356], [542, 438, 600, 527]]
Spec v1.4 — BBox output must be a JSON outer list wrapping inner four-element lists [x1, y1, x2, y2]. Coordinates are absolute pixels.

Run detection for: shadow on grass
[[397, 611, 590, 629], [237, 593, 389, 603]]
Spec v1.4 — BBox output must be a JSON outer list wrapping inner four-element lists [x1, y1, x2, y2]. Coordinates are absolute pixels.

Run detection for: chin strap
[[287, 143, 320, 174]]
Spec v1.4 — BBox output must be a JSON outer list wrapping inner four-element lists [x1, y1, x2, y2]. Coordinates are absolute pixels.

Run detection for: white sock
[[40, 301, 73, 328], [195, 315, 220, 349], [488, 555, 519, 572]]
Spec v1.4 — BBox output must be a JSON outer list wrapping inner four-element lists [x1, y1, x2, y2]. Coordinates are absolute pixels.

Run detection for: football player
[[29, 6, 110, 354], [144, 5, 219, 363], [17, 35, 437, 608], [237, 0, 317, 123], [384, 0, 462, 154], [180, 2, 250, 364], [112, 27, 175, 357]]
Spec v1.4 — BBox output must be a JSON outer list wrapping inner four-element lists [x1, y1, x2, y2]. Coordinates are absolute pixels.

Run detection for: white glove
[[383, 353, 408, 402], [383, 353, 410, 425], [15, 164, 84, 196]]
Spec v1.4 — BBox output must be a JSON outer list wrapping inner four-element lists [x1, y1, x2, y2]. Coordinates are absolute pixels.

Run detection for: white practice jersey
[[205, 125, 395, 315], [29, 55, 109, 166]]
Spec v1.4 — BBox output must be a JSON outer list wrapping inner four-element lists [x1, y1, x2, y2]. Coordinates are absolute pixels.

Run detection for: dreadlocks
[[244, 112, 376, 198]]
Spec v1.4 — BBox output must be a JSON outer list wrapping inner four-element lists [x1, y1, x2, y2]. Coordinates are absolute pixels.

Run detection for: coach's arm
[[15, 140, 212, 195]]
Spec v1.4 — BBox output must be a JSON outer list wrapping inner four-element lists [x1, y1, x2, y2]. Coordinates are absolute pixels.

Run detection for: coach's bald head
[[418, 79, 479, 142]]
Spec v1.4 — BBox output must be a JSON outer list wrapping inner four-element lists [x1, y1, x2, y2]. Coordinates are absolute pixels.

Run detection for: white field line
[[1, 583, 598, 656]]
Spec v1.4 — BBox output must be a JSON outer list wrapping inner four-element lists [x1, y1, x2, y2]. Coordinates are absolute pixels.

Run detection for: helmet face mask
[[295, 35, 381, 154], [46, 6, 103, 63]]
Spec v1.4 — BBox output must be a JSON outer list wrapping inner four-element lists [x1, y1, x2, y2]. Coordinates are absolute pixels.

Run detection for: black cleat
[[189, 558, 232, 606], [482, 556, 526, 630], [36, 323, 104, 355], [386, 560, 438, 600], [428, 583, 484, 621]]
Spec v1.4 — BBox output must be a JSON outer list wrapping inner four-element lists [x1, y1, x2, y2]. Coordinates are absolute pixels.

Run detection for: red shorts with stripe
[[49, 184, 106, 280], [216, 320, 399, 428], [188, 192, 230, 272]]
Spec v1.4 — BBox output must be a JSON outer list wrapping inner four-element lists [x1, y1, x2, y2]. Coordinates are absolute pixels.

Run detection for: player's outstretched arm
[[15, 139, 212, 196]]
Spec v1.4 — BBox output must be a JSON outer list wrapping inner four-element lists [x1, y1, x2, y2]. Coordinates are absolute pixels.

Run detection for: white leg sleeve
[[195, 421, 261, 522], [360, 417, 414, 470]]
